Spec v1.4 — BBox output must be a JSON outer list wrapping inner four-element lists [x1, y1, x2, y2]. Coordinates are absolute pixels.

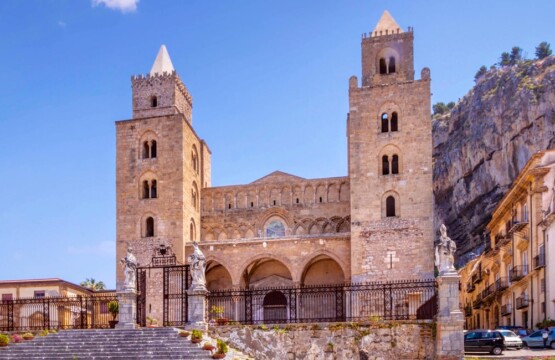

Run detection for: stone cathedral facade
[[115, 12, 434, 301]]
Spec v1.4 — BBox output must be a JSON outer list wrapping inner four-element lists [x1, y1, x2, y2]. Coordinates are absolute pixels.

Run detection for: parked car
[[464, 330, 505, 355], [496, 326, 532, 338], [521, 329, 555, 349], [496, 329, 523, 349]]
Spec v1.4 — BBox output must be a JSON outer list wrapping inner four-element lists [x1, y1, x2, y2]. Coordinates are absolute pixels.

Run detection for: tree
[[447, 102, 456, 110], [80, 278, 106, 291], [509, 46, 523, 65], [535, 41, 552, 59], [499, 52, 510, 66], [432, 102, 449, 116], [474, 65, 487, 81]]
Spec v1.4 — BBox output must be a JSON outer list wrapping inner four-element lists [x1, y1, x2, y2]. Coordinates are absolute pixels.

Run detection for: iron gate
[[163, 265, 190, 326]]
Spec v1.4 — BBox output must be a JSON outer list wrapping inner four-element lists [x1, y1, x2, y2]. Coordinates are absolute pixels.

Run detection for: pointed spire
[[150, 45, 175, 75], [373, 10, 403, 34]]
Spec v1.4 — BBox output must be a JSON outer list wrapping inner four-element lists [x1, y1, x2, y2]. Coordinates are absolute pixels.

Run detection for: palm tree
[[80, 278, 106, 291]]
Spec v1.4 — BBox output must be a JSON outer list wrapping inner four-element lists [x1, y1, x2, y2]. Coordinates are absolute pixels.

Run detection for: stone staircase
[[0, 327, 214, 359]]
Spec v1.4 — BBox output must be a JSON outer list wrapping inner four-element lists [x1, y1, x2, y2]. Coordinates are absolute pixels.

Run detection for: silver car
[[497, 330, 523, 349]]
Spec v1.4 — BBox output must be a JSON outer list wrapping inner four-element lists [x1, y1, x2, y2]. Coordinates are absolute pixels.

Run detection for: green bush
[[39, 330, 49, 337], [216, 339, 228, 354], [536, 41, 552, 59], [22, 332, 34, 340], [108, 301, 119, 320], [191, 329, 203, 340], [0, 334, 9, 346]]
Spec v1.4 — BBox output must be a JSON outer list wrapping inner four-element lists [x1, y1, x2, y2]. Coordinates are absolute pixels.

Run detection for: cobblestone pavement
[[466, 347, 555, 359]]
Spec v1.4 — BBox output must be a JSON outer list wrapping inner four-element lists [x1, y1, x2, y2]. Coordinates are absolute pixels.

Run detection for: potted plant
[[0, 334, 9, 347], [212, 339, 228, 359], [325, 342, 335, 353], [11, 334, 22, 344], [191, 329, 203, 344], [203, 342, 215, 351], [178, 330, 190, 338], [39, 329, 49, 337], [108, 301, 119, 329], [146, 316, 159, 328], [21, 333, 34, 341], [210, 305, 228, 326]]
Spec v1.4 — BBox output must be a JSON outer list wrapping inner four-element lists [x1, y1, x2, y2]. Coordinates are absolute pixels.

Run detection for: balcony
[[509, 220, 529, 234], [534, 253, 546, 269], [472, 271, 484, 285], [495, 233, 511, 248], [501, 304, 512, 316], [465, 304, 472, 317], [473, 294, 483, 309], [493, 277, 509, 293], [482, 284, 494, 301], [515, 295, 529, 310], [466, 281, 475, 293], [509, 265, 528, 282]]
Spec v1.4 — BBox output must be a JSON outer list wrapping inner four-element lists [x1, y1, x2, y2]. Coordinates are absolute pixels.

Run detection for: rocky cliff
[[433, 56, 555, 265]]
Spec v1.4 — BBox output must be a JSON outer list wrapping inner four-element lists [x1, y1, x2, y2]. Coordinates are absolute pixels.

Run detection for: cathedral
[[115, 11, 434, 314]]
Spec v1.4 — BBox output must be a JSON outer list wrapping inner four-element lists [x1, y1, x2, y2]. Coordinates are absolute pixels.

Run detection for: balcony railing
[[482, 284, 494, 300], [495, 233, 511, 248], [493, 277, 509, 293], [534, 253, 546, 269], [515, 295, 529, 309], [472, 271, 483, 285], [473, 293, 482, 309], [466, 281, 475, 293], [509, 265, 528, 282], [465, 305, 472, 317], [501, 304, 512, 316]]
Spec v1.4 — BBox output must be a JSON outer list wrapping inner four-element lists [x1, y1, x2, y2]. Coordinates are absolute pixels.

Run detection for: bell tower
[[347, 11, 433, 282]]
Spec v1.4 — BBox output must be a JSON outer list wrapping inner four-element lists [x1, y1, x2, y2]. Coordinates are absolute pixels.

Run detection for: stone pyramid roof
[[150, 45, 175, 75], [373, 10, 403, 34], [250, 171, 305, 184]]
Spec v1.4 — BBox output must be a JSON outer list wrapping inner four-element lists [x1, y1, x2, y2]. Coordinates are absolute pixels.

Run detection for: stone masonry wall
[[210, 322, 434, 360]]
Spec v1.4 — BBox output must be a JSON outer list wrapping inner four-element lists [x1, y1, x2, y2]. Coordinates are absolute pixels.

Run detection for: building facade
[[115, 12, 435, 321], [460, 150, 555, 330]]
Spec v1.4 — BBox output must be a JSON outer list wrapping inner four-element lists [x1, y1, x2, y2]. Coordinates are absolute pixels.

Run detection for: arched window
[[150, 180, 157, 198], [150, 140, 157, 158], [150, 96, 158, 108], [266, 220, 285, 238], [142, 142, 150, 159], [391, 112, 398, 132], [382, 155, 390, 175], [190, 220, 196, 241], [192, 145, 199, 174], [392, 155, 399, 174], [379, 58, 387, 74], [389, 56, 396, 74], [145, 217, 154, 237], [386, 196, 396, 217], [142, 180, 150, 199], [263, 291, 287, 322], [381, 113, 389, 133]]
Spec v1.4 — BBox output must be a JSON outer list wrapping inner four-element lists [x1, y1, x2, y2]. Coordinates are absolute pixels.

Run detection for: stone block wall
[[210, 322, 434, 360]]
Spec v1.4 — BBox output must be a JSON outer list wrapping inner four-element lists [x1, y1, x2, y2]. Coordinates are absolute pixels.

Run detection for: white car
[[497, 330, 523, 349]]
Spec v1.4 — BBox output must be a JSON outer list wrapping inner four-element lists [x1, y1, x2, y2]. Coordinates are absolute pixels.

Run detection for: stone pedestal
[[187, 287, 208, 330], [436, 272, 465, 360], [115, 289, 138, 329]]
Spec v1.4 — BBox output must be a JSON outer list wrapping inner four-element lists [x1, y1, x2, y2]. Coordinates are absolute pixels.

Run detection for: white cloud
[[92, 0, 139, 13], [68, 240, 115, 257]]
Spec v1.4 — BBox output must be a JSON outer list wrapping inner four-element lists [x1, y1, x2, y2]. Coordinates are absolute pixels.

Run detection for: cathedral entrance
[[136, 245, 190, 327]]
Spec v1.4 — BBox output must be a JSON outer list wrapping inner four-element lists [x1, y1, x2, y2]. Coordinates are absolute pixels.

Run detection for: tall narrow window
[[386, 196, 396, 217], [382, 155, 390, 175], [389, 56, 396, 73], [392, 155, 399, 174], [150, 140, 157, 158], [391, 112, 398, 132], [145, 217, 154, 237], [379, 58, 387, 74], [190, 222, 194, 241], [150, 96, 158, 108], [381, 113, 389, 133], [143, 180, 150, 199], [143, 142, 150, 159], [150, 180, 157, 199]]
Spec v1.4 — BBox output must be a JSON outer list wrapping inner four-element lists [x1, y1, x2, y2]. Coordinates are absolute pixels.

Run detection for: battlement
[[131, 70, 193, 107], [362, 26, 413, 40]]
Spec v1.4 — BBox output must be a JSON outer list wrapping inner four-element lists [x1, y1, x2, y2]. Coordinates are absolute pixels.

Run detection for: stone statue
[[188, 241, 207, 291], [435, 224, 457, 274], [120, 247, 137, 290]]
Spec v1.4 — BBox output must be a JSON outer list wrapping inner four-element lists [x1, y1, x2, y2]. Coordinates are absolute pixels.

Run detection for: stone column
[[187, 288, 209, 330], [435, 271, 465, 360], [115, 289, 138, 329]]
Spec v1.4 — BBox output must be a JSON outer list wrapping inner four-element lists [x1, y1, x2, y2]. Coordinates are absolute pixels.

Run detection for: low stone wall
[[210, 322, 435, 360]]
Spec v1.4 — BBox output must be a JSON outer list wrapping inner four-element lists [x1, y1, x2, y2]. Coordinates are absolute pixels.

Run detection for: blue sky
[[0, 0, 553, 289]]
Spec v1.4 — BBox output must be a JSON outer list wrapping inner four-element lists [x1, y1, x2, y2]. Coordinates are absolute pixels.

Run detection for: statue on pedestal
[[188, 241, 207, 291], [435, 224, 457, 274], [120, 247, 137, 291]]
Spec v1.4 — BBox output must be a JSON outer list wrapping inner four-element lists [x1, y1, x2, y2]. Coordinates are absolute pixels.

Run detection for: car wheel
[[491, 346, 503, 355], [522, 341, 528, 348]]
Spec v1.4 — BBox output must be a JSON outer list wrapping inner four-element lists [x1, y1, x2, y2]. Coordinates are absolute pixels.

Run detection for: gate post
[[187, 288, 208, 329], [435, 225, 464, 360]]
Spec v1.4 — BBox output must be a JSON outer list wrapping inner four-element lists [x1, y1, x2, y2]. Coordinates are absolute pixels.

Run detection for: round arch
[[238, 253, 295, 288], [205, 259, 234, 291], [300, 251, 348, 286]]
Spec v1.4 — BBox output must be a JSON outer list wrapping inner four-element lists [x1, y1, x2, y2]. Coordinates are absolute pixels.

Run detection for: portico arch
[[239, 255, 294, 288], [205, 259, 233, 291], [300, 252, 347, 286]]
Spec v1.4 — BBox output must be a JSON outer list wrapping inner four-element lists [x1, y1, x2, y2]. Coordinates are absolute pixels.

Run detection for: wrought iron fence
[[0, 294, 117, 331], [207, 279, 436, 325]]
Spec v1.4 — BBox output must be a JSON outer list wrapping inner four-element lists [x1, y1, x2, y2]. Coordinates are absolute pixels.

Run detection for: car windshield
[[500, 330, 518, 337]]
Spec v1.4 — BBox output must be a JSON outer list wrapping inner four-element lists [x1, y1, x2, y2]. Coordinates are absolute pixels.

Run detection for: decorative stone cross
[[383, 250, 400, 269]]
